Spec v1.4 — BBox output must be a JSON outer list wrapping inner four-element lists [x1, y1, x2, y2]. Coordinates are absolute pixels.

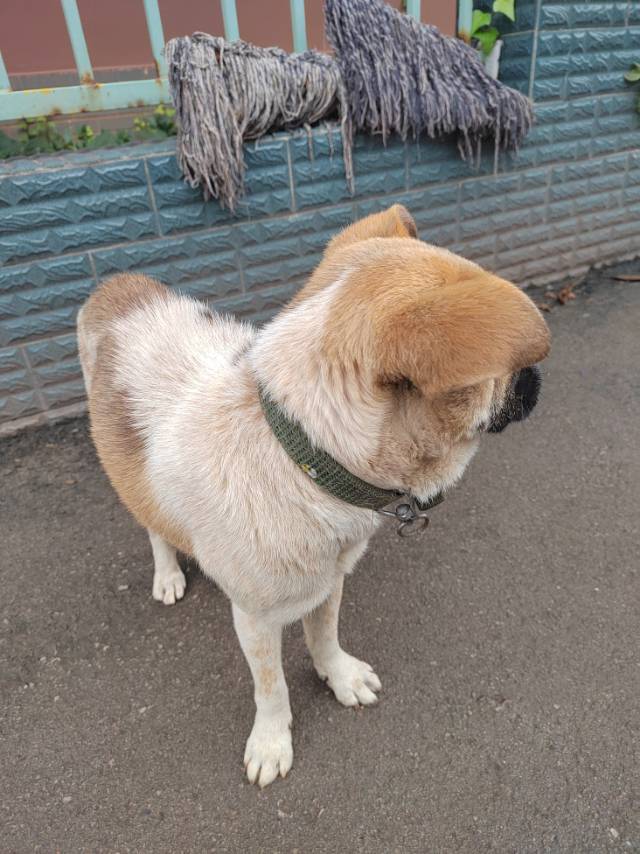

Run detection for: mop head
[[325, 0, 532, 160], [166, 34, 351, 211], [166, 1, 533, 210]]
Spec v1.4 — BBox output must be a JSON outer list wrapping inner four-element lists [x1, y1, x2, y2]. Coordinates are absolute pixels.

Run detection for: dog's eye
[[379, 375, 418, 394], [397, 376, 416, 393]]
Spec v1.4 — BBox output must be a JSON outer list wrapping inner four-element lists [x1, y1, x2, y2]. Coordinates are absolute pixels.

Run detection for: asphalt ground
[[1, 264, 639, 853]]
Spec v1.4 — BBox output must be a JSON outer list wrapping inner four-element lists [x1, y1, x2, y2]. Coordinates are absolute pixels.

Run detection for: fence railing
[[0, 0, 463, 124]]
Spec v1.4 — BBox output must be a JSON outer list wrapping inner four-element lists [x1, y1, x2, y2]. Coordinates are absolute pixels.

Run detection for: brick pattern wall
[[1, 0, 639, 434]]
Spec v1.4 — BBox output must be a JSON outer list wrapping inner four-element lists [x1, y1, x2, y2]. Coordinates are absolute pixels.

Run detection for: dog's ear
[[288, 205, 418, 309], [376, 273, 550, 394], [325, 205, 417, 258]]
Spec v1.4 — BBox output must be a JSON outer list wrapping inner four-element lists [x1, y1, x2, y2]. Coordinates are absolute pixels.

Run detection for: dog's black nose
[[488, 365, 542, 433], [512, 365, 541, 421]]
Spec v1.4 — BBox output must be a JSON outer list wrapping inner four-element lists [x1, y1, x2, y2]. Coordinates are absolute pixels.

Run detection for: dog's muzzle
[[488, 365, 542, 433]]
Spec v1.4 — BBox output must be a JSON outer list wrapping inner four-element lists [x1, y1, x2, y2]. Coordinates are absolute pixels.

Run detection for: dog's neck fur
[[247, 276, 484, 504], [248, 278, 391, 489]]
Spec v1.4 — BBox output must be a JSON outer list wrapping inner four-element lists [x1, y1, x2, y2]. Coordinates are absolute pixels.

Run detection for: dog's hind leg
[[303, 548, 381, 707], [148, 530, 186, 605], [233, 604, 293, 788]]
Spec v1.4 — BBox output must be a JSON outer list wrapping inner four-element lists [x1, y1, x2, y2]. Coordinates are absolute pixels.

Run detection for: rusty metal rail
[[2, 0, 180, 122]]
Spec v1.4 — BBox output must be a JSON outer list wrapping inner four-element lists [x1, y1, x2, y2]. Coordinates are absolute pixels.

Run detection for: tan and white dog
[[77, 205, 550, 788]]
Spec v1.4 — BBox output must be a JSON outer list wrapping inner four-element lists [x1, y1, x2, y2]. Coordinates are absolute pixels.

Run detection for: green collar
[[258, 385, 444, 530]]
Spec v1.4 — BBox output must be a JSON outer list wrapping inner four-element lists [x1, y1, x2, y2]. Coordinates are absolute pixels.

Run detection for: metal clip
[[379, 496, 431, 537]]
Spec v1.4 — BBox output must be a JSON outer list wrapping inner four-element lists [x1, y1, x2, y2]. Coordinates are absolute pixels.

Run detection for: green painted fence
[[0, 0, 442, 123]]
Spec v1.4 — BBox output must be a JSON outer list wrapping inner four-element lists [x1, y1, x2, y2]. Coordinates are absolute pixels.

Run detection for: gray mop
[[166, 0, 532, 211], [325, 0, 532, 160], [166, 34, 350, 211]]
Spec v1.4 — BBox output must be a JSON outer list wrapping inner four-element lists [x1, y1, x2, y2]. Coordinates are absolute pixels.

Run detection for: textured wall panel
[[1, 3, 639, 432], [291, 129, 352, 209]]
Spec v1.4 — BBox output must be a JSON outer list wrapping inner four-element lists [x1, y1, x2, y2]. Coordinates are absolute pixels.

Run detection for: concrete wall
[[1, 0, 639, 434]]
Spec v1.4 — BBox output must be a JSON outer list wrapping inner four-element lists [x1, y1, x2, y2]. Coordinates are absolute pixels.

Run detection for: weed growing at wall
[[471, 0, 515, 56], [625, 63, 640, 113], [0, 105, 177, 160]]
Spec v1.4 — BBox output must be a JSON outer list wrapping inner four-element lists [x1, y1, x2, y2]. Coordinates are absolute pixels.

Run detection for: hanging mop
[[166, 0, 532, 211]]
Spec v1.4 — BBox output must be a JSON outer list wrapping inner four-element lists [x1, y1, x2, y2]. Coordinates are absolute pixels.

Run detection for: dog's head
[[292, 204, 551, 498]]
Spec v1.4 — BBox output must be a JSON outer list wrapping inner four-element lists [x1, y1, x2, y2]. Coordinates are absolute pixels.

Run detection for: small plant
[[16, 116, 75, 155], [75, 124, 133, 149], [624, 62, 640, 112], [76, 123, 95, 147], [152, 103, 177, 135], [0, 105, 177, 160], [471, 0, 515, 57], [0, 132, 20, 159], [135, 104, 177, 139]]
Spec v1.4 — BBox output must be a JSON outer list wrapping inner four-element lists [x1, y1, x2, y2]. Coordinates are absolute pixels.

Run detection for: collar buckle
[[378, 495, 435, 537]]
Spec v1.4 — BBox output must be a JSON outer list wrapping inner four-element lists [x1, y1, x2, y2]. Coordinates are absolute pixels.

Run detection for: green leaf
[[475, 26, 499, 57], [471, 9, 492, 35], [624, 62, 640, 83], [493, 0, 515, 22], [0, 130, 20, 159]]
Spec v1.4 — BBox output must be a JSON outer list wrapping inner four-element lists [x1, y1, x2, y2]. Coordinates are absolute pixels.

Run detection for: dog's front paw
[[316, 650, 382, 707], [152, 566, 186, 606], [244, 715, 293, 788]]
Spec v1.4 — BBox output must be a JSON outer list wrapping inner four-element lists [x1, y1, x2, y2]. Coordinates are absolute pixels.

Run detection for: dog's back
[[77, 274, 251, 553], [78, 274, 168, 393]]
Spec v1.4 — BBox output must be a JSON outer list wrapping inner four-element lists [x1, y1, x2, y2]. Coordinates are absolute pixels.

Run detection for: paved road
[[2, 267, 639, 853]]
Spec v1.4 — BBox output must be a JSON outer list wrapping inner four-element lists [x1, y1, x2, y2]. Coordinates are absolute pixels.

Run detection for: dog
[[77, 204, 550, 788]]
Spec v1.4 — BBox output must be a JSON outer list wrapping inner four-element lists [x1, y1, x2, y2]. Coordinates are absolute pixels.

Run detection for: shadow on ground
[[1, 265, 639, 853]]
